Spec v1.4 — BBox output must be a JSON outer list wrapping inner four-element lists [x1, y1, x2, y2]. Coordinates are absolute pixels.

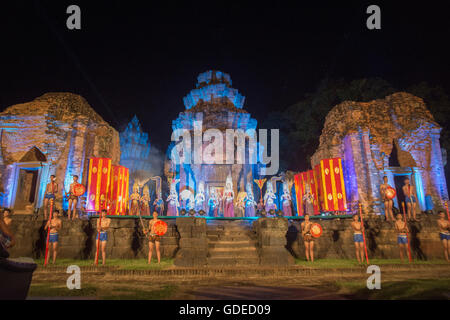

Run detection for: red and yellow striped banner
[[109, 165, 129, 215], [294, 170, 320, 215], [86, 158, 112, 212], [316, 157, 347, 212]]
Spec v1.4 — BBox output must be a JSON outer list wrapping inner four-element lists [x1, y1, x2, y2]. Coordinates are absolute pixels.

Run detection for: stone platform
[[6, 214, 447, 265]]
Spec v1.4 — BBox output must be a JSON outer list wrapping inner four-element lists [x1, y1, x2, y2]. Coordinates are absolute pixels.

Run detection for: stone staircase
[[206, 220, 259, 267]]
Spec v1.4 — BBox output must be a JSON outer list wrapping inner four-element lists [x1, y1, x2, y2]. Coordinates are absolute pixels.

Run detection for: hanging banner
[[316, 157, 347, 212], [294, 170, 320, 216], [86, 158, 112, 212], [109, 165, 129, 215]]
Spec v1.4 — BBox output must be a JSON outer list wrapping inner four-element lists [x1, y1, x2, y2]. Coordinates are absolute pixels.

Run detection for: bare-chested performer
[[402, 178, 417, 221], [95, 209, 111, 265], [43, 175, 58, 220], [44, 209, 62, 264], [67, 175, 80, 220], [351, 214, 365, 264], [380, 176, 394, 221], [0, 209, 15, 256], [437, 211, 450, 262], [301, 214, 314, 262], [394, 213, 409, 261], [144, 211, 162, 264]]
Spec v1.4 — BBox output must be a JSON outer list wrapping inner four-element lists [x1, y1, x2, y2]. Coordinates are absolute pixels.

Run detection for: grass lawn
[[28, 283, 177, 300], [33, 258, 174, 270], [333, 278, 450, 300], [295, 258, 450, 268]]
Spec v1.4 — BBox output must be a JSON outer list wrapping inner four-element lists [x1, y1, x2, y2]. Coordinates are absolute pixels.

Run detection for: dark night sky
[[1, 1, 449, 151]]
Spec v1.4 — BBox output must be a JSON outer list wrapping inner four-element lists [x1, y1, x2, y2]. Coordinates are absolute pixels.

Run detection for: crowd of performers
[[0, 174, 449, 265]]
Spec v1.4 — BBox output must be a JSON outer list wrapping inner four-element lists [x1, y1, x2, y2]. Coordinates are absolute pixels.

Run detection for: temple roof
[[183, 70, 245, 111]]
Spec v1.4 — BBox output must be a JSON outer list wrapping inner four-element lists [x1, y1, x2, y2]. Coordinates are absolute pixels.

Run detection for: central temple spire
[[183, 70, 245, 111]]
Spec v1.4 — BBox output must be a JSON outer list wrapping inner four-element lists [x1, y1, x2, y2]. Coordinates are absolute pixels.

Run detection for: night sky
[[1, 1, 449, 151]]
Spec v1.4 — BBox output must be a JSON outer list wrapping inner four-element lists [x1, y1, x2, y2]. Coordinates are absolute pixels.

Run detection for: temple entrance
[[9, 147, 49, 213], [393, 175, 409, 208], [14, 168, 39, 211]]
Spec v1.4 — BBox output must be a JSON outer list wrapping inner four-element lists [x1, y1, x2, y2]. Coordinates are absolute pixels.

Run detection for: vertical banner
[[317, 157, 347, 212], [86, 158, 112, 212], [294, 173, 303, 216], [109, 165, 129, 215]]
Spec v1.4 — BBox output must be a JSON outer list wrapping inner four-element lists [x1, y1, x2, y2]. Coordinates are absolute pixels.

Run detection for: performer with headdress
[[195, 182, 206, 212], [244, 182, 257, 217], [140, 185, 151, 216], [166, 179, 180, 216], [208, 189, 219, 217], [380, 176, 395, 222], [302, 183, 314, 216], [130, 183, 141, 215], [235, 191, 246, 218], [264, 182, 277, 214], [281, 181, 293, 216], [153, 191, 164, 215], [223, 175, 235, 217]]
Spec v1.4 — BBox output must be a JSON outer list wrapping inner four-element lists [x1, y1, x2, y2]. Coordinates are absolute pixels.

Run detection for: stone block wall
[[173, 217, 208, 267], [287, 215, 445, 260], [253, 217, 294, 266], [7, 216, 178, 260]]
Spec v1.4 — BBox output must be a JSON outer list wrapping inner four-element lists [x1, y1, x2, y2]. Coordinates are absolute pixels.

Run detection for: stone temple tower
[[167, 70, 258, 202]]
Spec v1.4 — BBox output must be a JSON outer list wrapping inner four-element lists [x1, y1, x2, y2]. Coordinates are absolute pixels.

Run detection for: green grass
[[28, 283, 177, 300], [101, 285, 177, 300], [295, 258, 449, 268], [28, 283, 98, 298], [34, 258, 174, 270], [333, 278, 450, 300]]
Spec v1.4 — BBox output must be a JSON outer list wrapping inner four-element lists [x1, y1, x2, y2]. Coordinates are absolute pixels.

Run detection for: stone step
[[208, 249, 258, 258], [207, 257, 260, 266], [208, 235, 253, 242], [206, 230, 253, 237], [208, 240, 257, 249]]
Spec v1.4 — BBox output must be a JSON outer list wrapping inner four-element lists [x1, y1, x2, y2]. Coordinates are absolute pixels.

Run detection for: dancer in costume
[[394, 213, 409, 261], [44, 209, 62, 264], [194, 182, 206, 212], [153, 191, 164, 215], [223, 175, 235, 217], [351, 214, 365, 264], [402, 178, 418, 221], [208, 189, 219, 217], [130, 183, 141, 215], [264, 182, 277, 215], [244, 182, 257, 217], [380, 176, 394, 222], [302, 183, 314, 216], [144, 211, 162, 264], [437, 211, 450, 262], [95, 209, 111, 265], [166, 179, 180, 216], [235, 192, 246, 218], [301, 214, 315, 262], [281, 181, 293, 216], [43, 175, 58, 220], [140, 185, 151, 215]]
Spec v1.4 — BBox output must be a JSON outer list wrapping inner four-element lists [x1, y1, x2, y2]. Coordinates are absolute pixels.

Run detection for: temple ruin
[[311, 92, 448, 214]]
